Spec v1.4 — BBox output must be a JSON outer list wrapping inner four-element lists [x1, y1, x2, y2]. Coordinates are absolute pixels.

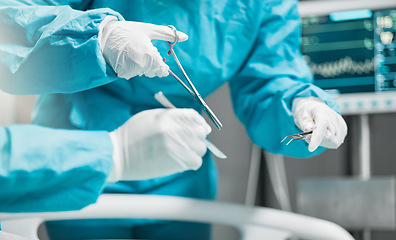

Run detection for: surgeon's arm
[[0, 1, 123, 95], [0, 124, 113, 212], [229, 0, 340, 158]]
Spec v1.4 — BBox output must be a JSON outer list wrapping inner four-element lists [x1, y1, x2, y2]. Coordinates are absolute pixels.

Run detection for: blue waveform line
[[306, 56, 375, 78]]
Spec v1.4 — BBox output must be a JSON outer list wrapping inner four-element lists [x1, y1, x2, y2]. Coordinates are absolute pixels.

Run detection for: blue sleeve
[[0, 124, 113, 212], [229, 0, 340, 158], [0, 1, 123, 95]]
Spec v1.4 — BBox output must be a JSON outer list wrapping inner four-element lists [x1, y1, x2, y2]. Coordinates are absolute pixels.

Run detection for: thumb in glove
[[99, 16, 188, 79]]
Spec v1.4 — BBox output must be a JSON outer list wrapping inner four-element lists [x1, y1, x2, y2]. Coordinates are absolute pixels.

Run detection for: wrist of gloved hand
[[98, 18, 188, 80], [107, 108, 211, 182], [98, 15, 119, 53], [106, 132, 122, 183], [292, 97, 347, 152]]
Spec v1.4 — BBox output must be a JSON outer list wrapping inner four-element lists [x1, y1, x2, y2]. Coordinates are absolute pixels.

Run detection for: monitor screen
[[299, 1, 396, 115], [301, 8, 396, 94]]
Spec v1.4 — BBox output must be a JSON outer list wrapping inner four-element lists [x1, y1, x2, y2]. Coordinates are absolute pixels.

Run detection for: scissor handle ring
[[167, 25, 179, 55]]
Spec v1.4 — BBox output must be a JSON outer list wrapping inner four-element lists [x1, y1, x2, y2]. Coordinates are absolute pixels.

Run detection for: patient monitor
[[299, 0, 396, 115]]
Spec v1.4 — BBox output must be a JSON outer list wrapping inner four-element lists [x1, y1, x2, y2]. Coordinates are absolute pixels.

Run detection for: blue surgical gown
[[0, 125, 113, 212], [0, 0, 340, 238]]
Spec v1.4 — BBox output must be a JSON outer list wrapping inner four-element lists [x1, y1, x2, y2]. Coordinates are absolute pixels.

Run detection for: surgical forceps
[[281, 131, 313, 146], [163, 25, 223, 130]]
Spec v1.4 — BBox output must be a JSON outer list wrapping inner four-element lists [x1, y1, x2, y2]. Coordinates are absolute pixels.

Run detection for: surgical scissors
[[281, 131, 313, 146], [163, 25, 223, 130]]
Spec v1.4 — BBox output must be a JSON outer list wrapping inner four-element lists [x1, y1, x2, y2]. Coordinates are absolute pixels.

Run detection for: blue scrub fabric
[[0, 125, 113, 212], [0, 0, 340, 238]]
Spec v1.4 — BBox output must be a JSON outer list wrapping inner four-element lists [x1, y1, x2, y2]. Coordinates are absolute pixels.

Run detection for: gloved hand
[[99, 17, 188, 79], [292, 97, 347, 152], [107, 108, 211, 182]]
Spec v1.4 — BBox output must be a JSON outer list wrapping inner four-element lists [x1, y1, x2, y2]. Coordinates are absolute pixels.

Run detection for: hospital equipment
[[299, 0, 396, 115], [163, 26, 223, 130], [155, 91, 227, 159], [298, 176, 396, 230], [0, 194, 355, 240], [281, 131, 312, 145]]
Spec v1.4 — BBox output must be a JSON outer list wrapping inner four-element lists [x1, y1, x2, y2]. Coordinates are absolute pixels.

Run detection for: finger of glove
[[165, 135, 204, 171], [115, 52, 140, 79], [176, 109, 212, 136], [114, 38, 152, 79], [155, 65, 169, 77], [308, 121, 327, 152], [321, 121, 345, 149], [151, 50, 169, 77], [143, 44, 170, 78], [194, 140, 208, 158], [176, 121, 211, 143], [147, 24, 189, 42], [183, 153, 203, 171], [171, 111, 210, 155], [184, 136, 208, 157], [296, 112, 315, 132], [185, 113, 212, 136], [321, 111, 347, 148], [166, 128, 207, 166]]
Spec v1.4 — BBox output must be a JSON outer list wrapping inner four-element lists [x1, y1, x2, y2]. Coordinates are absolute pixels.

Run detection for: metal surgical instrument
[[163, 25, 223, 130], [281, 131, 313, 146], [154, 91, 227, 159]]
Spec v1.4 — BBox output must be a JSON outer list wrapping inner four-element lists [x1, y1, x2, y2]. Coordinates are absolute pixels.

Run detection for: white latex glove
[[107, 108, 211, 182], [292, 97, 347, 152], [98, 16, 188, 79]]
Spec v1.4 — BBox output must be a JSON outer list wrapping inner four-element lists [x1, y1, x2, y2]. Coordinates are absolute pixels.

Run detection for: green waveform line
[[307, 56, 374, 78]]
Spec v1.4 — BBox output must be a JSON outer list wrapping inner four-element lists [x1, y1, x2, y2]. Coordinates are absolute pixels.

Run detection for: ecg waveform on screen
[[306, 56, 375, 78]]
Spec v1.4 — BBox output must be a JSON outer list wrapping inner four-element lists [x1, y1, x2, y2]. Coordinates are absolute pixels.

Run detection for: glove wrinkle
[[108, 108, 211, 182], [99, 20, 188, 79], [292, 97, 347, 152]]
